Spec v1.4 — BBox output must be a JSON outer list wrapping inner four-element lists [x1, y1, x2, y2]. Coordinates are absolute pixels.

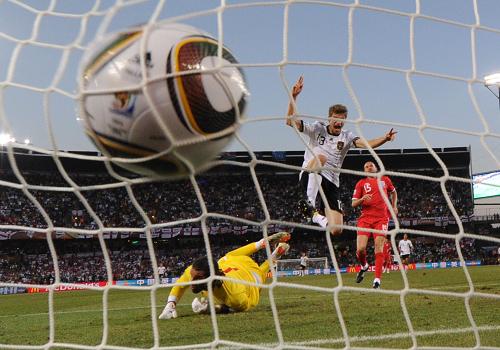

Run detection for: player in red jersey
[[382, 237, 392, 273], [352, 161, 398, 289]]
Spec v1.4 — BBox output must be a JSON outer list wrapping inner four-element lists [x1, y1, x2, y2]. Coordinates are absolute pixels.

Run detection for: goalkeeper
[[159, 232, 291, 319]]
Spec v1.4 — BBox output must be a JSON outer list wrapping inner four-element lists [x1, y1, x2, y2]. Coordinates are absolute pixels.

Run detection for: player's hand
[[385, 128, 397, 142], [192, 297, 209, 314], [392, 206, 399, 215], [159, 301, 177, 319], [291, 76, 304, 99], [361, 194, 372, 202]]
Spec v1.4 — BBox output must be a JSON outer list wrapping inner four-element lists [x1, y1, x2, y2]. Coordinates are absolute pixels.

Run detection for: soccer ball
[[78, 23, 248, 178]]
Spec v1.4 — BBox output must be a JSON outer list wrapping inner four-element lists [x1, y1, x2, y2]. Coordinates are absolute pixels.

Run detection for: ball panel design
[[83, 31, 142, 84], [171, 37, 247, 135]]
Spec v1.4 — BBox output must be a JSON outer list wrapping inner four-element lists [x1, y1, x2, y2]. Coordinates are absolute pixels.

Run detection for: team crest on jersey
[[337, 141, 344, 150]]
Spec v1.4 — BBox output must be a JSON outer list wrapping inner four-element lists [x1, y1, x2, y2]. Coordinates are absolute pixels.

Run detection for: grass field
[[1, 265, 499, 349]]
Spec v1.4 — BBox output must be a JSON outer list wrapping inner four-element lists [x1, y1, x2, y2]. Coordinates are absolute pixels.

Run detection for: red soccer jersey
[[352, 176, 395, 220]]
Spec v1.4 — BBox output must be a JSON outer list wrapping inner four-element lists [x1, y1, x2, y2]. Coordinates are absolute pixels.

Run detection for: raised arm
[[354, 128, 397, 149], [286, 76, 304, 130]]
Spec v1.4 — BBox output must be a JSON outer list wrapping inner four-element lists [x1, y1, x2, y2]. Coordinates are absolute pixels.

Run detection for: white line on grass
[[210, 325, 500, 349], [291, 325, 500, 346]]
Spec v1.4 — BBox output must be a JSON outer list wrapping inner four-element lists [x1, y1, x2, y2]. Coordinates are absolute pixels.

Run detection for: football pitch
[[1, 266, 499, 349]]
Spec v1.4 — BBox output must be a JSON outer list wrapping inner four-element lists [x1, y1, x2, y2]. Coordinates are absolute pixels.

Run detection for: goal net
[[1, 0, 500, 349]]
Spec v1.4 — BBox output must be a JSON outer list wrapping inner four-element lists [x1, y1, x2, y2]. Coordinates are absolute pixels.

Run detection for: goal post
[[0, 1, 500, 350]]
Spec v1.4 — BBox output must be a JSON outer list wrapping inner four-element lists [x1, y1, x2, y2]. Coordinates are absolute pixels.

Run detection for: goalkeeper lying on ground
[[159, 232, 291, 319]]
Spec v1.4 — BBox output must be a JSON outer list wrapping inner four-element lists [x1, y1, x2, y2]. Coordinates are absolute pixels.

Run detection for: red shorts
[[356, 217, 389, 237]]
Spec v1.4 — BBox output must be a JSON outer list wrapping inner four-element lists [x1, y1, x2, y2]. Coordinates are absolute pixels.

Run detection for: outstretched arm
[[159, 265, 193, 319], [286, 76, 304, 130], [354, 128, 397, 149]]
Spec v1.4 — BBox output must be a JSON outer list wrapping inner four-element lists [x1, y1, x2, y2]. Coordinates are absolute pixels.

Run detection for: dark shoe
[[297, 199, 315, 220], [356, 266, 369, 283]]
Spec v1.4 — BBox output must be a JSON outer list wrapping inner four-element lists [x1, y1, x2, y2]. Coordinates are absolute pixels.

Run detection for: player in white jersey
[[158, 264, 166, 279], [299, 252, 309, 277], [398, 234, 413, 269], [286, 76, 397, 235]]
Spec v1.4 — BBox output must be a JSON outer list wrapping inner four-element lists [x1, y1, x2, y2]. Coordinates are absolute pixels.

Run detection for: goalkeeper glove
[[191, 297, 209, 314], [159, 301, 177, 320]]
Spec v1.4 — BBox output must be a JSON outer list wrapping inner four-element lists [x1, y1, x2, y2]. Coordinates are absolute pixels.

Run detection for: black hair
[[191, 255, 223, 292]]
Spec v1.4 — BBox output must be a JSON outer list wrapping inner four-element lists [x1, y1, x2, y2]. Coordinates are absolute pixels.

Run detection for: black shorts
[[400, 254, 410, 260], [300, 265, 307, 270], [319, 176, 343, 213]]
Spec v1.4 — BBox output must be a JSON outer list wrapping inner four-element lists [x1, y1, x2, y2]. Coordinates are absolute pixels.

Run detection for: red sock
[[375, 252, 384, 279], [356, 250, 367, 267]]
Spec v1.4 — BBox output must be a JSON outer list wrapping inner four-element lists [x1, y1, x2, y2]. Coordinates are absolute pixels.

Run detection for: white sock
[[312, 212, 328, 228], [307, 173, 322, 205], [373, 278, 381, 284], [363, 263, 369, 270]]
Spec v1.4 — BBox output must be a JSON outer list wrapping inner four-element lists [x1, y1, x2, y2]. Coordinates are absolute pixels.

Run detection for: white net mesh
[[1, 0, 500, 349]]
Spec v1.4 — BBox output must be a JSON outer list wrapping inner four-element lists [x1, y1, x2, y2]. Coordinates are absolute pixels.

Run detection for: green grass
[[0, 266, 499, 349]]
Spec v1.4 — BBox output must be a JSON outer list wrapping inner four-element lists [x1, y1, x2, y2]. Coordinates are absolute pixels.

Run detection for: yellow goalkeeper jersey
[[169, 254, 266, 312]]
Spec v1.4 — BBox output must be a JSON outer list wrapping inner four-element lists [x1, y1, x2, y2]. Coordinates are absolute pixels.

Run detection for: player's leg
[[225, 242, 261, 257], [227, 232, 290, 257], [401, 255, 408, 269], [355, 226, 370, 283], [383, 253, 391, 273], [387, 253, 393, 273], [372, 221, 389, 288], [258, 242, 290, 279], [304, 151, 326, 205], [314, 178, 343, 235], [298, 150, 327, 222], [322, 208, 341, 235]]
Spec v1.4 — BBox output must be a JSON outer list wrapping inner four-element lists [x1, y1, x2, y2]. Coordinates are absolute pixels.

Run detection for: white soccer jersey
[[301, 121, 358, 186], [300, 256, 308, 267], [158, 266, 166, 275], [398, 239, 413, 255]]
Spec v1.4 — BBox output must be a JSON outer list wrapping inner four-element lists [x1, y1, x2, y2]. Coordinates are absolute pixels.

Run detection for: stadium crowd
[[0, 171, 473, 230]]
